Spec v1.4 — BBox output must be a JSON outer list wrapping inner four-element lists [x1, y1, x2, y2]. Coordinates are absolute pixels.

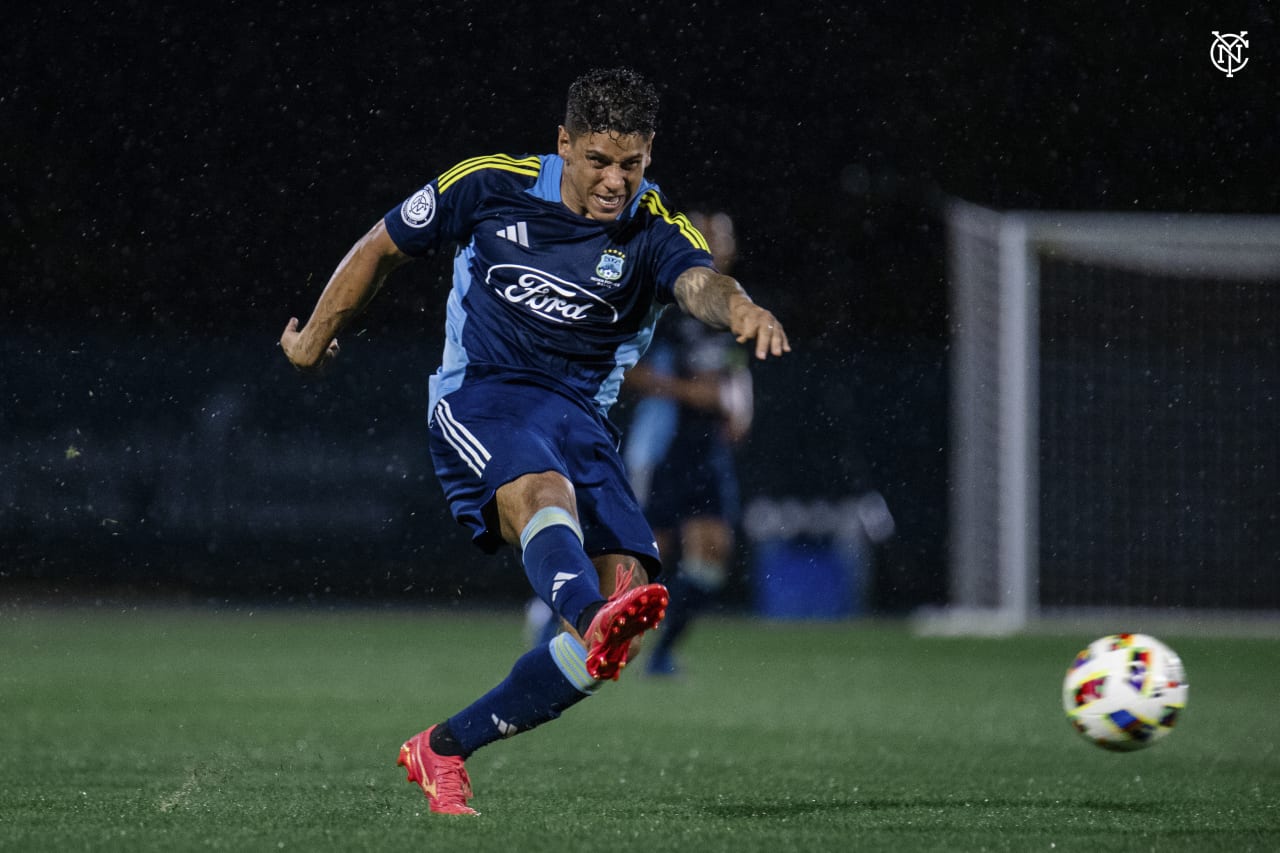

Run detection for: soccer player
[[279, 67, 790, 816], [623, 210, 753, 677]]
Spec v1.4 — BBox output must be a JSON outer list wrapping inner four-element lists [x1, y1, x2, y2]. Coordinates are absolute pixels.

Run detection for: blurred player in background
[[623, 210, 752, 676], [280, 68, 790, 816]]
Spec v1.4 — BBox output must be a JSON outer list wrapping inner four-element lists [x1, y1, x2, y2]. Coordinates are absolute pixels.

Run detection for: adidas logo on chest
[[496, 221, 530, 248]]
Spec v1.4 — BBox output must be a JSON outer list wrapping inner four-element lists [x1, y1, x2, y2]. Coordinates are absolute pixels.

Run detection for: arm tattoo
[[673, 266, 750, 329]]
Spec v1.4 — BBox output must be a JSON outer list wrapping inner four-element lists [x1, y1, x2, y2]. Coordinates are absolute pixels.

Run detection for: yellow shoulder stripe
[[437, 154, 542, 193], [639, 190, 709, 251]]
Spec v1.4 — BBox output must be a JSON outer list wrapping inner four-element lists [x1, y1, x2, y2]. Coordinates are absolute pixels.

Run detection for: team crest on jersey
[[594, 249, 626, 282], [400, 186, 436, 228]]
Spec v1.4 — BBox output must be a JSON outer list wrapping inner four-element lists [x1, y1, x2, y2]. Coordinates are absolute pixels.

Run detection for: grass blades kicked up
[[1, 606, 1278, 852]]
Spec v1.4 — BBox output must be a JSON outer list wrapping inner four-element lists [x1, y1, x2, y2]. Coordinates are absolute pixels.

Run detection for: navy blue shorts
[[428, 373, 662, 576]]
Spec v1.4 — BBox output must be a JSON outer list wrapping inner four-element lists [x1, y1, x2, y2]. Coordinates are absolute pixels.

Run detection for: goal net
[[931, 201, 1280, 634]]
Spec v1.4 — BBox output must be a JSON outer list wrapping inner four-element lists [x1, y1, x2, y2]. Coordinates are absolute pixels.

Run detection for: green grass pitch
[[1, 606, 1277, 852]]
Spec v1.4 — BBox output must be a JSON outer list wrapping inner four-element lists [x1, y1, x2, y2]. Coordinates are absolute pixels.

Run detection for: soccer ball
[[1062, 633, 1188, 751]]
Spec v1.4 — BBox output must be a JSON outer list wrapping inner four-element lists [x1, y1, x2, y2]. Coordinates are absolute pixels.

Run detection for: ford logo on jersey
[[487, 264, 620, 325]]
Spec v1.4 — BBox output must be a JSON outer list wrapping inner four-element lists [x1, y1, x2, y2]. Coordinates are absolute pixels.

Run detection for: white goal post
[[925, 201, 1280, 635]]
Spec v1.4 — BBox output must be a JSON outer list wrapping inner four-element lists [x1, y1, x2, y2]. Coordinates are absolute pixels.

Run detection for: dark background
[[3, 2, 1275, 609]]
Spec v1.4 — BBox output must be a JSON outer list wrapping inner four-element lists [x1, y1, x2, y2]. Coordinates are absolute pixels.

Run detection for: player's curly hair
[[564, 67, 659, 138]]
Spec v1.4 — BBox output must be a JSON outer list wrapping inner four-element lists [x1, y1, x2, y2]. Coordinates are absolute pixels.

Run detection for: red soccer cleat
[[397, 726, 478, 815], [584, 566, 669, 681]]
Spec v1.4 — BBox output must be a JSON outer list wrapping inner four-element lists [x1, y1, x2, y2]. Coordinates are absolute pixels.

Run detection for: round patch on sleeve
[[400, 186, 437, 228]]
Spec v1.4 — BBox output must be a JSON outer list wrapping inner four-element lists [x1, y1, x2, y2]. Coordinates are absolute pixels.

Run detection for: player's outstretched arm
[[673, 266, 791, 360], [280, 220, 410, 373]]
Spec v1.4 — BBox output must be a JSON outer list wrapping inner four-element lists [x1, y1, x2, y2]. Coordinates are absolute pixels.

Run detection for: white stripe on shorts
[[435, 398, 492, 478]]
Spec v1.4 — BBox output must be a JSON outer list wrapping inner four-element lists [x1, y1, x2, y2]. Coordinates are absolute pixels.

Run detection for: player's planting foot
[[397, 726, 478, 815], [584, 566, 669, 681]]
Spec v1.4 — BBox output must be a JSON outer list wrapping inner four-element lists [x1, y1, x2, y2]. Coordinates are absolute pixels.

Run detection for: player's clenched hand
[[729, 300, 790, 361], [279, 317, 340, 374]]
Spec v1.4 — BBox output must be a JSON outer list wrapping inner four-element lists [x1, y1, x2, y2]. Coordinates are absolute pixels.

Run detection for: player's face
[[557, 128, 652, 222]]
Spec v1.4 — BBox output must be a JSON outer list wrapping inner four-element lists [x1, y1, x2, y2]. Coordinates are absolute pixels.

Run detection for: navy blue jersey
[[383, 153, 714, 417]]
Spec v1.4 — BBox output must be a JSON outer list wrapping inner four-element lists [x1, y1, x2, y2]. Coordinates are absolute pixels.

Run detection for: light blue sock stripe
[[519, 507, 583, 552], [548, 632, 599, 694]]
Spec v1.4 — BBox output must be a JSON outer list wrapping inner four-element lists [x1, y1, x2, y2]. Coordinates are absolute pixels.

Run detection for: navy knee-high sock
[[442, 633, 599, 758], [519, 507, 603, 630]]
